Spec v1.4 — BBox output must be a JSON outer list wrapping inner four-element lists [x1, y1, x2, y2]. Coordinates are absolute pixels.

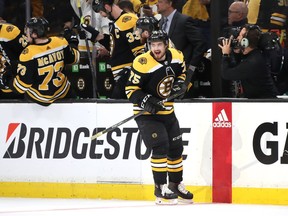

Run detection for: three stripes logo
[[213, 109, 232, 128]]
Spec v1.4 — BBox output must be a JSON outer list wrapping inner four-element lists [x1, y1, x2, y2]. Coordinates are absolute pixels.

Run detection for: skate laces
[[161, 184, 174, 196], [178, 183, 189, 194]]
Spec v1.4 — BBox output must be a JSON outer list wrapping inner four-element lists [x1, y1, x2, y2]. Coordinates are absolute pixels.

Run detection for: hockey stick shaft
[[90, 90, 185, 140], [77, 0, 98, 98]]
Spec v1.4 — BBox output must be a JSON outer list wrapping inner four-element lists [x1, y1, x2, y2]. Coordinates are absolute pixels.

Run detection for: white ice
[[0, 198, 288, 216]]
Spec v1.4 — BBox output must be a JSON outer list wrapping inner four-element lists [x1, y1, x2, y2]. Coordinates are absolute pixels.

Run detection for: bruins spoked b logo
[[157, 75, 174, 97]]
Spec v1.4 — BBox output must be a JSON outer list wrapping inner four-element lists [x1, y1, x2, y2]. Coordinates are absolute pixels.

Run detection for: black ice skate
[[154, 184, 178, 205], [168, 182, 193, 204]]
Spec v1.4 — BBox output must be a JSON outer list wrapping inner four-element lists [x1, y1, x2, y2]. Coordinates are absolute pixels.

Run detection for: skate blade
[[155, 197, 178, 205], [178, 197, 193, 204]]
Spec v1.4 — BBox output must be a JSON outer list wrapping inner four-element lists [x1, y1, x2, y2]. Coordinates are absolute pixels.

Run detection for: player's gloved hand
[[63, 28, 79, 49], [78, 28, 87, 40], [171, 79, 187, 99], [140, 94, 165, 114], [80, 23, 100, 43]]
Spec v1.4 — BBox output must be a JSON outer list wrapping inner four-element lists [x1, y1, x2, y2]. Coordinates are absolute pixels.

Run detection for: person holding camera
[[220, 1, 249, 97], [218, 24, 278, 99]]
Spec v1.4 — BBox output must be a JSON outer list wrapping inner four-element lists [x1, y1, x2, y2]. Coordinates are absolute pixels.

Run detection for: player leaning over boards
[[93, 0, 144, 99], [0, 21, 28, 99], [7, 17, 80, 106], [125, 30, 193, 205]]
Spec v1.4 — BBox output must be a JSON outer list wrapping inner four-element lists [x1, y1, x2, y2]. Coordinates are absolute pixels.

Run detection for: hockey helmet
[[136, 16, 159, 33], [92, 0, 114, 13], [25, 17, 49, 38], [147, 30, 169, 45]]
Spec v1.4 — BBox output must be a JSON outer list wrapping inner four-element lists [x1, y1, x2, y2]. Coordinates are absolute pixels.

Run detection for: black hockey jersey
[[0, 23, 28, 95], [0, 23, 28, 63], [126, 48, 186, 115], [247, 0, 288, 29], [109, 12, 144, 79], [12, 36, 80, 106]]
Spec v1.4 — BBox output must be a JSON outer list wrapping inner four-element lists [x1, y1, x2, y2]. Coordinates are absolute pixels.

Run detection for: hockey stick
[[77, 0, 98, 98], [90, 90, 185, 140]]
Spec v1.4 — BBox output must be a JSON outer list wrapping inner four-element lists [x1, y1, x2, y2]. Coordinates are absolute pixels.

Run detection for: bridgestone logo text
[[3, 123, 191, 160]]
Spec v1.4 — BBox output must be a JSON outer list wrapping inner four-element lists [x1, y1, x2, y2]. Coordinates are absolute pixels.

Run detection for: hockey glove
[[80, 23, 100, 43], [63, 28, 79, 49], [140, 95, 165, 114], [171, 79, 187, 99], [78, 28, 87, 40]]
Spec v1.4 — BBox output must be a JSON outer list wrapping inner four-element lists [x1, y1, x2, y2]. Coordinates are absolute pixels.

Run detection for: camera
[[229, 26, 241, 38], [217, 37, 240, 48], [218, 26, 242, 48]]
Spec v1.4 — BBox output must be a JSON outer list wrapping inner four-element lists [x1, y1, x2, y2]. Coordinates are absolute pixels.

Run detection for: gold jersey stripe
[[167, 167, 183, 172], [167, 158, 183, 165], [152, 167, 167, 172], [151, 158, 167, 163]]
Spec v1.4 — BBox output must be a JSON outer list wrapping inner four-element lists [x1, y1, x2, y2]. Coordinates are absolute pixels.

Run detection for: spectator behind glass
[[227, 1, 248, 27], [218, 24, 279, 99], [157, 0, 207, 98], [222, 1, 249, 47]]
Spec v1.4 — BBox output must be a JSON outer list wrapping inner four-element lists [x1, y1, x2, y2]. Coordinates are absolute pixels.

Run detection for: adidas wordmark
[[213, 109, 232, 128]]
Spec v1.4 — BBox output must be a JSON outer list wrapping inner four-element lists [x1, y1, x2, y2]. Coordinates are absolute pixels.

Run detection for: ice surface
[[0, 198, 287, 216]]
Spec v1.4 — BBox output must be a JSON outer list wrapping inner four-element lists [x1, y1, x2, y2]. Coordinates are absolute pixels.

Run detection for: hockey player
[[135, 16, 160, 49], [125, 30, 193, 205], [0, 21, 28, 98], [70, 0, 110, 55], [93, 0, 144, 99], [8, 17, 80, 106], [247, 0, 288, 46]]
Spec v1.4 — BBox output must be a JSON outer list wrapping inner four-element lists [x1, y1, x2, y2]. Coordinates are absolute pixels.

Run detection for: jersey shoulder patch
[[0, 23, 21, 41], [116, 13, 138, 31], [133, 52, 159, 73], [19, 47, 33, 62]]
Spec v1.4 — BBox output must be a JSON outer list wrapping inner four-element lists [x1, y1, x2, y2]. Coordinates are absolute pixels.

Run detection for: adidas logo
[[213, 109, 232, 128]]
